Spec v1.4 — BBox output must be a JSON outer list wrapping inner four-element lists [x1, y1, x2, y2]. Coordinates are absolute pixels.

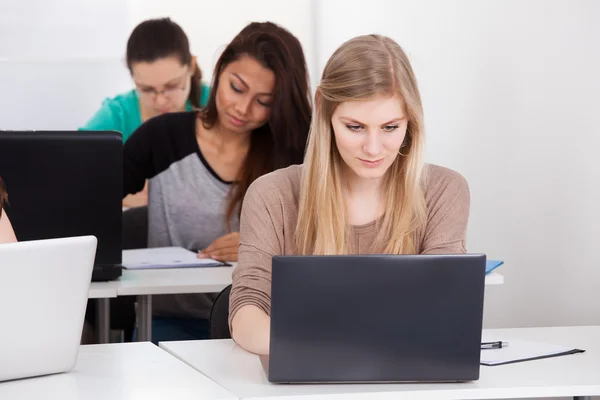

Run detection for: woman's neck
[[197, 119, 251, 155], [343, 170, 386, 226]]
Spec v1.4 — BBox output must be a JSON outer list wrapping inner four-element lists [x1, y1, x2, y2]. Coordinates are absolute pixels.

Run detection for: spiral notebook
[[122, 247, 227, 269]]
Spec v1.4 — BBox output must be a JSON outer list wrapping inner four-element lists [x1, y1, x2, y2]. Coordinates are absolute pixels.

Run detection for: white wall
[[127, 0, 316, 88], [0, 0, 134, 130], [2, 0, 599, 329], [316, 0, 600, 328], [0, 0, 314, 130]]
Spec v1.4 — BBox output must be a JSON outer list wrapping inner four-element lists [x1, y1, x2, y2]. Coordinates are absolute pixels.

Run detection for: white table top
[[0, 342, 237, 400], [88, 281, 118, 299], [94, 264, 500, 298], [115, 264, 236, 296], [161, 326, 600, 400], [484, 271, 503, 285]]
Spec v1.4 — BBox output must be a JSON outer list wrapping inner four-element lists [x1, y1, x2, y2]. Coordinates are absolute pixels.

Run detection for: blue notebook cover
[[486, 260, 504, 274]]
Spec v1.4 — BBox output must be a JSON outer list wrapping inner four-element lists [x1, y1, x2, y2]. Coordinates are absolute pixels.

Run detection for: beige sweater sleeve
[[420, 166, 471, 254], [229, 173, 286, 325]]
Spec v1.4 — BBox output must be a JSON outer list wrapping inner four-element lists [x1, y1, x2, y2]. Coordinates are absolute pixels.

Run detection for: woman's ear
[[190, 55, 197, 71]]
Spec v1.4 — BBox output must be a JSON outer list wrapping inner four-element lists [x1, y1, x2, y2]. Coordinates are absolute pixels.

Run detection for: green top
[[80, 84, 210, 142]]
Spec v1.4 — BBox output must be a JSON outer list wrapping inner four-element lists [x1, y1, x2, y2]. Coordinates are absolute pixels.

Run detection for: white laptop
[[0, 236, 97, 381]]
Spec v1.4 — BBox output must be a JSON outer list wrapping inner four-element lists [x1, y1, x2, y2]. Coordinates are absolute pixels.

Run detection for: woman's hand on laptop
[[198, 232, 240, 262]]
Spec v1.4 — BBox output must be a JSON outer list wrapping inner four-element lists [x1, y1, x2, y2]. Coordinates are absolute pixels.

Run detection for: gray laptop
[[266, 254, 486, 383]]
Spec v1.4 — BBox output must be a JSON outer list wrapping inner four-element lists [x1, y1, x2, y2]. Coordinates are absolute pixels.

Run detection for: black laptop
[[0, 131, 123, 281], [266, 254, 486, 383]]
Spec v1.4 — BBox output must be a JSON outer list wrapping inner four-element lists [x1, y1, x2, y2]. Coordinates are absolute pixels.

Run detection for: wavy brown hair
[[200, 22, 312, 227]]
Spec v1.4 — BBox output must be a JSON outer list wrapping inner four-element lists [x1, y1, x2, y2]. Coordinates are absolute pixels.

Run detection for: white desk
[[93, 266, 501, 343], [88, 281, 118, 299], [116, 265, 235, 341], [0, 342, 237, 400], [161, 326, 600, 400], [124, 267, 500, 342], [485, 271, 503, 285]]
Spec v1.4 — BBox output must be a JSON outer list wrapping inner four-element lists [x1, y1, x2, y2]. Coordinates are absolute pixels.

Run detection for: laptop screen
[[0, 131, 123, 265]]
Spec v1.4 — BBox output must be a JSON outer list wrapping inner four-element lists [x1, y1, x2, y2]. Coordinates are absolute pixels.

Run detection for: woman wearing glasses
[[82, 18, 209, 143], [122, 22, 312, 343]]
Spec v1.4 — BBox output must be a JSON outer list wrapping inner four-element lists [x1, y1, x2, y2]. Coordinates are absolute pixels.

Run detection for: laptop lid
[[0, 131, 122, 266], [0, 236, 97, 381], [268, 254, 486, 383]]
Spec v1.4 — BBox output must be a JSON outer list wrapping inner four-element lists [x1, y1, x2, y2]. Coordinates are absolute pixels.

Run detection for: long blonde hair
[[296, 34, 428, 255]]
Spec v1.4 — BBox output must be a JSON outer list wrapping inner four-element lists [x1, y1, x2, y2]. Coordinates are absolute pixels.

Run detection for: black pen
[[481, 341, 509, 349]]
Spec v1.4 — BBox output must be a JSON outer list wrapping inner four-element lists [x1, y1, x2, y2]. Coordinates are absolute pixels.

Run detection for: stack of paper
[[480, 339, 584, 366], [122, 247, 225, 270]]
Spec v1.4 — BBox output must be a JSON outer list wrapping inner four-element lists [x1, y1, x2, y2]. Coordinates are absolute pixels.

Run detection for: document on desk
[[480, 339, 585, 366], [486, 260, 504, 274], [122, 247, 225, 269]]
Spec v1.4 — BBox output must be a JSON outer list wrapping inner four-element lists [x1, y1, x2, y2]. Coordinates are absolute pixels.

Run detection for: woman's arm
[[420, 168, 470, 254], [231, 305, 271, 355], [0, 210, 17, 243], [229, 175, 286, 355], [123, 181, 148, 208]]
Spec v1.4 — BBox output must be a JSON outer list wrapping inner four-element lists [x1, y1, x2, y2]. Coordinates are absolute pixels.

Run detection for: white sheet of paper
[[122, 247, 223, 270], [480, 338, 579, 366]]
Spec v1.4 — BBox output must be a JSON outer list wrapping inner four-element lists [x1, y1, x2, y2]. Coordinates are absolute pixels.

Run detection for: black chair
[[122, 206, 148, 249], [209, 284, 232, 339]]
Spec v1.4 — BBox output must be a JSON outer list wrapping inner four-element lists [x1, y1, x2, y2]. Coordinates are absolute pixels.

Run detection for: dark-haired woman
[[122, 21, 311, 343], [81, 17, 209, 142]]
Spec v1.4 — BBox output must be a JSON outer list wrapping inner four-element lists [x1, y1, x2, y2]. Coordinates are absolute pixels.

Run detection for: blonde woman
[[229, 34, 470, 355], [0, 178, 17, 243]]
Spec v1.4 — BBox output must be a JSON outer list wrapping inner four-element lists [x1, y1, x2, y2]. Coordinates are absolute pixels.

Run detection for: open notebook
[[122, 247, 227, 269], [480, 339, 585, 366]]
